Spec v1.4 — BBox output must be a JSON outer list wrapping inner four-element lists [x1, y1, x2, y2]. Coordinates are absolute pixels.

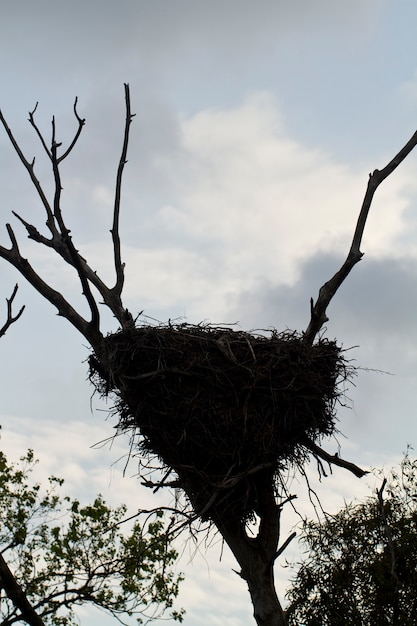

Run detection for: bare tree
[[1, 86, 416, 626]]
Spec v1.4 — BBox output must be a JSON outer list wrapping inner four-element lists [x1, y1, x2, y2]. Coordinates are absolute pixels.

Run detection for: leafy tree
[[286, 453, 417, 625], [0, 435, 184, 626]]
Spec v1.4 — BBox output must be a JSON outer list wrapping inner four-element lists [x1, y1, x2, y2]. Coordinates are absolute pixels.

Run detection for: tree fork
[[213, 481, 288, 626]]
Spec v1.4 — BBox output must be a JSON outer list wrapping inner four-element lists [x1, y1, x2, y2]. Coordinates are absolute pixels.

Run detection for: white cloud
[[104, 93, 417, 322]]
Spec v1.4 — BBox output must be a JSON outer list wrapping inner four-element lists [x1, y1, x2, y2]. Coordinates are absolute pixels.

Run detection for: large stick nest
[[89, 324, 348, 522]]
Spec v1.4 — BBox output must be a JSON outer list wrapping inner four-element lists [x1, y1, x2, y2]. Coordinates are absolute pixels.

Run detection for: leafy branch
[[0, 442, 184, 626]]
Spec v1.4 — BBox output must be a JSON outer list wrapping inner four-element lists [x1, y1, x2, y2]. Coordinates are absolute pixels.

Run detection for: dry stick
[[57, 97, 86, 163], [111, 83, 135, 299], [0, 284, 25, 338], [303, 128, 417, 346]]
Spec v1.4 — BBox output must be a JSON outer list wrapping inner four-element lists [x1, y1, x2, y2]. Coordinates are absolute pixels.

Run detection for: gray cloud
[[228, 252, 417, 458], [1, 0, 398, 158], [229, 252, 417, 338]]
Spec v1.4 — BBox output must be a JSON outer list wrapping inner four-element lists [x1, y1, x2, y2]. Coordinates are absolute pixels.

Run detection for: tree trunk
[[212, 481, 287, 626], [242, 549, 286, 626]]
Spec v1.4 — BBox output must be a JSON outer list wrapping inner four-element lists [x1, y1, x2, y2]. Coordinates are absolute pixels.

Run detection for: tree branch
[[303, 438, 368, 478], [57, 97, 86, 163], [0, 107, 55, 232], [0, 228, 100, 348], [304, 129, 417, 344], [28, 102, 52, 160], [0, 88, 135, 350], [377, 478, 399, 583], [0, 284, 25, 338], [274, 531, 296, 560], [0, 551, 46, 626], [50, 118, 101, 335], [111, 83, 135, 298]]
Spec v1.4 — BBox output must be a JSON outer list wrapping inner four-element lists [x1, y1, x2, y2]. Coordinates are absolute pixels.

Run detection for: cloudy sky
[[1, 1, 417, 624]]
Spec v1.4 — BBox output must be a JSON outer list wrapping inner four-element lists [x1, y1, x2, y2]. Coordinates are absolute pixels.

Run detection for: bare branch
[[28, 102, 52, 160], [304, 129, 417, 345], [0, 108, 55, 229], [0, 284, 25, 338], [303, 438, 368, 478], [12, 211, 53, 246], [0, 89, 135, 349], [5, 223, 20, 252], [58, 97, 86, 163], [111, 83, 135, 297], [27, 98, 85, 166], [50, 119, 101, 334], [0, 232, 100, 348]]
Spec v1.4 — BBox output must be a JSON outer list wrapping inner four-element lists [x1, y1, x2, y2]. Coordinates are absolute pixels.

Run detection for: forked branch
[[303, 438, 368, 478], [0, 86, 135, 355], [304, 129, 417, 345], [0, 284, 25, 338]]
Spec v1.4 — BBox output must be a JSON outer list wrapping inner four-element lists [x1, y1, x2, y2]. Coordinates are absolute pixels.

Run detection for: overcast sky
[[1, 2, 417, 624]]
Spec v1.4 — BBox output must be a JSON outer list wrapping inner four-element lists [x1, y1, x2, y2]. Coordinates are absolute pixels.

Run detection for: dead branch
[[58, 97, 86, 162], [0, 86, 135, 354], [0, 223, 98, 344], [0, 284, 25, 338], [112, 83, 135, 297], [50, 114, 101, 334], [303, 437, 368, 478], [304, 129, 417, 345], [0, 107, 54, 227]]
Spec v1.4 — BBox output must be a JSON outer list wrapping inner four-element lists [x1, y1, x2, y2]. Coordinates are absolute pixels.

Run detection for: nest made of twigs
[[89, 324, 348, 522]]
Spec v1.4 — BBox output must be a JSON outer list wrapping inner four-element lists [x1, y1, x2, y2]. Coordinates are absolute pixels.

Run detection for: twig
[[274, 531, 296, 560], [0, 284, 25, 338], [304, 129, 417, 344], [28, 101, 52, 159], [0, 107, 55, 227], [58, 97, 86, 163]]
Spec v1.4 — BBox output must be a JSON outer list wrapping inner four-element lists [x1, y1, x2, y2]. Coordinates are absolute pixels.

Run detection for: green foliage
[[0, 431, 184, 625], [286, 452, 417, 625]]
